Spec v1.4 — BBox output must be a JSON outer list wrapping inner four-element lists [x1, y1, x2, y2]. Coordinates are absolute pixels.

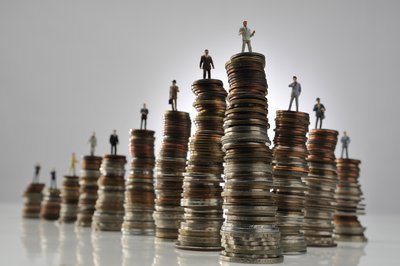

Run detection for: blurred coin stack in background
[[123, 129, 156, 235], [154, 110, 191, 240], [22, 182, 45, 218], [334, 158, 367, 242], [40, 187, 61, 220], [303, 129, 338, 247], [272, 110, 310, 254], [176, 79, 227, 251], [58, 175, 80, 223]]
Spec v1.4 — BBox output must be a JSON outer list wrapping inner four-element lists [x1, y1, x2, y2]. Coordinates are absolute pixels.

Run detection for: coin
[[40, 187, 61, 220], [22, 182, 45, 218]]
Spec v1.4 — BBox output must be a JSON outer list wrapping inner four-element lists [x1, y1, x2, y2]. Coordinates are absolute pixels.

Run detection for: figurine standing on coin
[[288, 76, 302, 112], [169, 80, 179, 111], [341, 131, 351, 158], [88, 132, 97, 156], [140, 103, 149, 130], [109, 130, 119, 155], [239, 20, 255, 53], [50, 169, 57, 189], [199, 49, 215, 79], [69, 152, 79, 176], [33, 163, 41, 183], [313, 97, 326, 129]]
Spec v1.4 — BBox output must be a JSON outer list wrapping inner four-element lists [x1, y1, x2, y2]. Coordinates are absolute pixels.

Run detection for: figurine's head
[[143, 103, 146, 108], [113, 129, 117, 134], [316, 97, 320, 103], [293, 76, 297, 82], [344, 131, 347, 136], [92, 131, 96, 136], [243, 20, 248, 27], [204, 49, 209, 55], [72, 152, 76, 156], [172, 80, 176, 85]]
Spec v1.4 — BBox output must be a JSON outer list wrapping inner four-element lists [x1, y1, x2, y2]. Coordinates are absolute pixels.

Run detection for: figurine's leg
[[315, 117, 318, 129], [345, 147, 348, 158], [248, 41, 252, 52], [203, 69, 206, 79], [144, 119, 147, 130], [319, 119, 323, 129], [288, 96, 294, 110], [295, 96, 299, 112], [241, 41, 245, 53], [207, 69, 211, 79], [341, 147, 344, 158]]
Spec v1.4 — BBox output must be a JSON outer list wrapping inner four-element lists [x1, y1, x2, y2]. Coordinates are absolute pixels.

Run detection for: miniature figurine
[[109, 129, 119, 155], [169, 80, 179, 111], [33, 163, 41, 183], [288, 76, 302, 112], [88, 132, 97, 156], [69, 152, 79, 176], [199, 49, 215, 79], [239, 20, 255, 53], [50, 169, 57, 189], [140, 103, 149, 130], [341, 131, 351, 158], [313, 97, 326, 129]]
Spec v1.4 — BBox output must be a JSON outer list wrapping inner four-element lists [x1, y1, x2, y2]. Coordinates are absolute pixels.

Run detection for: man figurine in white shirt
[[341, 131, 351, 158], [288, 76, 302, 112], [239, 20, 255, 53], [88, 132, 97, 156]]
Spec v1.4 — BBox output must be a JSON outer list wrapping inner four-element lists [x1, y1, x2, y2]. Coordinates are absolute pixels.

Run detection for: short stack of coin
[[303, 129, 339, 247], [122, 129, 156, 235], [22, 182, 45, 218], [58, 175, 80, 223], [220, 52, 283, 264], [273, 110, 310, 254], [176, 79, 227, 251], [40, 187, 61, 220], [154, 110, 191, 240], [92, 155, 127, 231], [76, 155, 103, 227], [334, 158, 367, 242]]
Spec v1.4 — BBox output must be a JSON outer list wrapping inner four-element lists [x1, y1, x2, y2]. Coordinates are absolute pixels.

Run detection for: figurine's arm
[[299, 84, 302, 94], [288, 82, 294, 88], [238, 28, 243, 36], [251, 30, 255, 37], [199, 56, 203, 68], [211, 57, 215, 68]]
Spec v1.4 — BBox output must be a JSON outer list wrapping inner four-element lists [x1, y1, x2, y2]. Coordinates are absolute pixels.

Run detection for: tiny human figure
[[169, 80, 179, 111], [199, 49, 215, 79], [341, 131, 351, 158], [33, 163, 41, 183], [313, 97, 326, 129], [288, 76, 302, 112], [69, 152, 79, 176], [239, 20, 255, 53], [88, 132, 97, 156], [50, 169, 57, 189], [140, 103, 149, 130], [109, 129, 119, 155]]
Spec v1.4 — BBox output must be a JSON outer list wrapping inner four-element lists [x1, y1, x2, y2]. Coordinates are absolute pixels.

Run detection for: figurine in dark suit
[[109, 130, 119, 155], [199, 49, 215, 79], [140, 103, 149, 130], [33, 163, 41, 183], [341, 131, 351, 158], [313, 97, 326, 129], [50, 169, 57, 189], [288, 76, 302, 112]]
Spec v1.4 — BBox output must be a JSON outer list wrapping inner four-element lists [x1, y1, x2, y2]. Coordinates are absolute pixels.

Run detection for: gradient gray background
[[0, 0, 398, 214]]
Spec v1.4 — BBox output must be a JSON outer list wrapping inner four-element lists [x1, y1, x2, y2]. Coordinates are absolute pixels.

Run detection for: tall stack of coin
[[154, 110, 191, 240], [92, 155, 127, 231], [22, 182, 45, 218], [58, 175, 80, 223], [40, 187, 61, 220], [220, 52, 283, 264], [176, 79, 227, 251], [334, 159, 367, 242], [76, 155, 102, 227], [303, 129, 339, 247], [122, 129, 156, 235], [273, 110, 309, 254]]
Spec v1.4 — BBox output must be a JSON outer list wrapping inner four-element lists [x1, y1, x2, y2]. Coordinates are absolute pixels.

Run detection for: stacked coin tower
[[273, 110, 309, 254], [122, 129, 156, 235], [22, 182, 45, 218], [92, 155, 127, 231], [76, 155, 102, 227], [154, 110, 191, 240], [303, 129, 339, 246], [176, 79, 227, 251], [334, 158, 367, 242], [40, 187, 61, 220], [58, 175, 80, 223], [220, 52, 283, 264]]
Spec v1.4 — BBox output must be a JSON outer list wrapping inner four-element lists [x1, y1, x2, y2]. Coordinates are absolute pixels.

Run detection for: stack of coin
[[176, 79, 227, 251], [334, 159, 367, 242], [273, 110, 310, 254], [58, 175, 80, 223], [303, 129, 339, 247], [92, 155, 127, 231], [22, 182, 45, 218], [122, 129, 156, 235], [76, 155, 102, 227], [220, 52, 283, 264], [40, 187, 61, 220], [154, 110, 191, 240]]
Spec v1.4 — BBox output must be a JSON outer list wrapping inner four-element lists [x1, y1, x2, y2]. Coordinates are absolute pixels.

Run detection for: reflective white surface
[[1, 204, 399, 266]]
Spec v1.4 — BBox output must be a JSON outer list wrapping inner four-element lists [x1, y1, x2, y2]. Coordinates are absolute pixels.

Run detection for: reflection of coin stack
[[303, 129, 339, 247], [334, 159, 367, 242], [122, 129, 156, 235], [76, 156, 102, 227], [176, 79, 227, 251], [273, 111, 309, 255], [92, 155, 127, 231], [154, 111, 191, 240], [59, 175, 80, 223], [220, 53, 283, 264], [40, 188, 61, 220], [22, 183, 45, 218]]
